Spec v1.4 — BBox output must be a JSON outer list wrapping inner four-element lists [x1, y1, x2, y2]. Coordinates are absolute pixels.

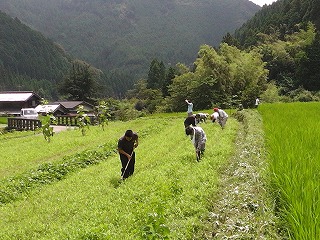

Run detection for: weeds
[[0, 144, 116, 205]]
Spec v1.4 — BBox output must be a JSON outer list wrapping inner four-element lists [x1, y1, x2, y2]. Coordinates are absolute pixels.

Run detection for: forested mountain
[[234, 0, 320, 47], [0, 11, 72, 98], [231, 0, 320, 93], [0, 0, 260, 96]]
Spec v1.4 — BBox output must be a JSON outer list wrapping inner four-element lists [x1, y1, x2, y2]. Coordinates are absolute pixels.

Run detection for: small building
[[35, 104, 68, 116], [52, 101, 95, 116], [0, 91, 41, 116]]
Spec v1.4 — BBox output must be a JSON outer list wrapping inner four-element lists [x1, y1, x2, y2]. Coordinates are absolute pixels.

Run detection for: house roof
[[35, 104, 65, 113], [0, 91, 40, 102], [52, 101, 94, 109]]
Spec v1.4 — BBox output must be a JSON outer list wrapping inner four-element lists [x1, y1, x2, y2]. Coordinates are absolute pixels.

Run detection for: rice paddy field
[[259, 102, 320, 239]]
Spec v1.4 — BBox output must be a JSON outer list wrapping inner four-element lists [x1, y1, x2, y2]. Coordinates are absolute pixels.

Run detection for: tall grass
[[259, 102, 320, 239], [0, 113, 238, 239]]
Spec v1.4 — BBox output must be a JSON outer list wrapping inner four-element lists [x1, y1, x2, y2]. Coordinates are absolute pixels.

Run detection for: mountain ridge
[[0, 0, 260, 77]]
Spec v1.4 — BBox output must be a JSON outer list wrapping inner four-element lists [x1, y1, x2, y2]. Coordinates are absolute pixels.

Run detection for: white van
[[20, 108, 39, 119]]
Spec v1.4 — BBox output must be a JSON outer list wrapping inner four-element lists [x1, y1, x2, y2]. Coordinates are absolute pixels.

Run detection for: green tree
[[167, 71, 195, 112], [222, 32, 240, 47], [220, 43, 268, 107], [296, 32, 320, 90], [168, 44, 268, 110], [60, 60, 100, 101], [260, 82, 281, 103], [147, 59, 166, 90], [76, 105, 91, 136], [127, 79, 163, 113], [95, 100, 111, 131], [162, 66, 176, 97]]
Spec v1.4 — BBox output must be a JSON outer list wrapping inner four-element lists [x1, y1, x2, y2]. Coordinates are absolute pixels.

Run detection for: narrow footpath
[[203, 110, 281, 239]]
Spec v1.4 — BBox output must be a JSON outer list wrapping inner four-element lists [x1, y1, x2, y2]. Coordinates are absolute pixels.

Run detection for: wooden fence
[[55, 115, 96, 126], [7, 117, 42, 131], [7, 115, 96, 131]]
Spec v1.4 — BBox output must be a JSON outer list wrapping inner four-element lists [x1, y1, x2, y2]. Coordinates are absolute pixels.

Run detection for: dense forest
[[231, 0, 320, 94], [0, 11, 71, 99], [0, 0, 260, 96], [0, 0, 319, 109], [234, 0, 320, 47]]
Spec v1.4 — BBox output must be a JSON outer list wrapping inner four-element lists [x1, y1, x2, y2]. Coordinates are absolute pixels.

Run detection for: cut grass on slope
[[0, 119, 158, 179], [202, 109, 280, 239], [0, 113, 237, 239]]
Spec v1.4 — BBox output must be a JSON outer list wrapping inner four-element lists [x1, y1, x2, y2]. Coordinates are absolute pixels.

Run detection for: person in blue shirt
[[185, 99, 193, 117]]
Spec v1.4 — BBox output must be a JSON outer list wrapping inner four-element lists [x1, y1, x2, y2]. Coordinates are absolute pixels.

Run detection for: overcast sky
[[249, 0, 277, 6]]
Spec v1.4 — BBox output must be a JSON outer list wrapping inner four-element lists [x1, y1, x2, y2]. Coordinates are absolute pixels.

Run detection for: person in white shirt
[[210, 112, 219, 123], [185, 99, 193, 117], [255, 98, 260, 108], [185, 126, 207, 161], [213, 108, 228, 129]]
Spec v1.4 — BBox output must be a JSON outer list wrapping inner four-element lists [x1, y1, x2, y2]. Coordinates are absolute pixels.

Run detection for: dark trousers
[[120, 152, 135, 179]]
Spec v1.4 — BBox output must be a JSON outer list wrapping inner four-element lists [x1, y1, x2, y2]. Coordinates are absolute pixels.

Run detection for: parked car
[[20, 108, 39, 119]]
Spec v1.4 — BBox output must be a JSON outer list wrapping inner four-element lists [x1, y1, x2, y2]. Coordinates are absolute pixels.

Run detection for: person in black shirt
[[184, 115, 197, 128], [118, 130, 139, 179]]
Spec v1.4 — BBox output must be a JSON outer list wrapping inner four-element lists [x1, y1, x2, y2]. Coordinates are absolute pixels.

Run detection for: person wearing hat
[[213, 107, 228, 129], [117, 129, 139, 179]]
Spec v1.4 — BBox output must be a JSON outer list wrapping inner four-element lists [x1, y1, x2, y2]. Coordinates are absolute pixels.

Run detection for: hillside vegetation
[[0, 0, 260, 94], [231, 0, 320, 94], [0, 11, 71, 98], [234, 0, 320, 47]]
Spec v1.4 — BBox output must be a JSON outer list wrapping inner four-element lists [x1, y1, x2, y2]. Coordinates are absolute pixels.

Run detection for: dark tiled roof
[[52, 101, 94, 110]]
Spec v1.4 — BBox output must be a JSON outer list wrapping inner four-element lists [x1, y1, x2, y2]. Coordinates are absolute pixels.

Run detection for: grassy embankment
[[259, 102, 320, 240], [0, 112, 239, 239]]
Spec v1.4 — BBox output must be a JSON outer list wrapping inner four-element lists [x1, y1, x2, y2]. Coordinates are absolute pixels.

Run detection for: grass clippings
[[202, 109, 280, 239]]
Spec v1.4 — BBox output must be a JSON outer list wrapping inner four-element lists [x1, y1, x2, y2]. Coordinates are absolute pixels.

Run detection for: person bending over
[[213, 108, 228, 129], [118, 129, 139, 179], [185, 126, 207, 161]]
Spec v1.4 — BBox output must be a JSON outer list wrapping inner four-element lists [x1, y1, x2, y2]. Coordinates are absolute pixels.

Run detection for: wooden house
[[52, 101, 95, 116], [0, 91, 41, 116]]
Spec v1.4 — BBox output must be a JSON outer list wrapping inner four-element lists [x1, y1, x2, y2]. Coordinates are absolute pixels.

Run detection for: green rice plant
[[259, 102, 320, 239], [0, 113, 238, 239]]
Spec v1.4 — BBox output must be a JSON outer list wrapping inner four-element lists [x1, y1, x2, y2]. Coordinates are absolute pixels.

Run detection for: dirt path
[[52, 125, 76, 133], [202, 110, 280, 239]]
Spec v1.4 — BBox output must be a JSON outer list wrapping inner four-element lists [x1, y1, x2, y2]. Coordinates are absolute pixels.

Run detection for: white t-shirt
[[218, 109, 228, 118], [211, 112, 219, 120]]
